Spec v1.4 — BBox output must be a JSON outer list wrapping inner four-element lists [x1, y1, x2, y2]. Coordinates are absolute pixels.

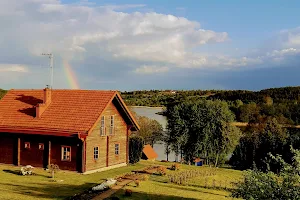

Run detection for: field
[[111, 161, 243, 200], [0, 163, 145, 200], [0, 161, 242, 200]]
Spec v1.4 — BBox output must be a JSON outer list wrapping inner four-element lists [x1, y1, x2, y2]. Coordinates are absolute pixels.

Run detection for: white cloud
[[134, 65, 169, 74], [2, 0, 300, 89], [0, 64, 28, 73], [0, 0, 230, 73]]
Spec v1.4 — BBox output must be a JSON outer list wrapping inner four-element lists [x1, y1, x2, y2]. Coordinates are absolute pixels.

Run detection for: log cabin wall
[[0, 133, 82, 172], [85, 101, 128, 171]]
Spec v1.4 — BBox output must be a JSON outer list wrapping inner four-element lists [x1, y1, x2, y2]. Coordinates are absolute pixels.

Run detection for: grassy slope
[[0, 163, 146, 200], [0, 161, 242, 200], [111, 161, 243, 200]]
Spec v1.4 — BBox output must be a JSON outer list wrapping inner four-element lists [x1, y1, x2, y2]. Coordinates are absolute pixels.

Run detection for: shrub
[[156, 166, 167, 176], [124, 189, 132, 196], [134, 180, 140, 187], [232, 148, 300, 200], [129, 135, 144, 164], [47, 164, 59, 179], [171, 163, 180, 171], [142, 174, 150, 181]]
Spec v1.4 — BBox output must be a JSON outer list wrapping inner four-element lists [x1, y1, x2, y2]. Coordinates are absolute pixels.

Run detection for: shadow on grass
[[154, 182, 230, 198], [0, 182, 96, 200], [186, 183, 236, 193], [107, 189, 201, 200], [3, 169, 21, 175], [3, 169, 51, 178]]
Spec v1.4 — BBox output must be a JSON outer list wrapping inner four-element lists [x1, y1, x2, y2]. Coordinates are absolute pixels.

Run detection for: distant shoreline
[[129, 106, 165, 109]]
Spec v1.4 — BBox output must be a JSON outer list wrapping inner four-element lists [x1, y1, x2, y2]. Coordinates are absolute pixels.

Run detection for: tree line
[[121, 86, 300, 125]]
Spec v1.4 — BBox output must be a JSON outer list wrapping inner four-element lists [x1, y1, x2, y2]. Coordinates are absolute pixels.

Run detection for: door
[[20, 139, 44, 167], [0, 135, 15, 164]]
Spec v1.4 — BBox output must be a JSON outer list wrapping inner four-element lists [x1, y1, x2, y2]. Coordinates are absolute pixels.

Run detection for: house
[[0, 88, 139, 174], [141, 144, 158, 161]]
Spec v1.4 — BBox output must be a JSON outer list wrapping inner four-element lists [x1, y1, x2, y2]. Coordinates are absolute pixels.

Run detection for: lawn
[[0, 163, 146, 200], [111, 161, 243, 200], [0, 161, 243, 200]]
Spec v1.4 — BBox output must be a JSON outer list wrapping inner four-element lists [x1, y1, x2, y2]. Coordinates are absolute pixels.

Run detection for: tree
[[129, 135, 144, 164], [238, 102, 260, 122], [232, 147, 300, 200], [230, 117, 287, 171], [167, 100, 241, 166], [48, 164, 59, 180], [133, 115, 163, 147]]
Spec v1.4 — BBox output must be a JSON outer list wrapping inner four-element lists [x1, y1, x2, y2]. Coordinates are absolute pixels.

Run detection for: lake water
[[131, 106, 176, 161]]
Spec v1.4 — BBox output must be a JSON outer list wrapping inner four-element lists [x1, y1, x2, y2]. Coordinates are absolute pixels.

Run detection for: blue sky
[[0, 0, 300, 91]]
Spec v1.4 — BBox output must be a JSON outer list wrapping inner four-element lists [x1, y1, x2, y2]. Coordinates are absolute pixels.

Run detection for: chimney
[[36, 86, 52, 118]]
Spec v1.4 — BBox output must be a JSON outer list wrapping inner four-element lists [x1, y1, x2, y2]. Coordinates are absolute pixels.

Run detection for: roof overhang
[[114, 92, 140, 131], [0, 126, 87, 138]]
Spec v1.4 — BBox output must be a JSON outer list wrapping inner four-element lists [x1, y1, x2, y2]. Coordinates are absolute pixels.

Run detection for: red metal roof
[[143, 144, 158, 160], [0, 89, 134, 135]]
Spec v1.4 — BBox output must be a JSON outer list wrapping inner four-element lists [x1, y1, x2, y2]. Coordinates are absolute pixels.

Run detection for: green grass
[[0, 163, 146, 200], [111, 161, 243, 200], [0, 161, 243, 200]]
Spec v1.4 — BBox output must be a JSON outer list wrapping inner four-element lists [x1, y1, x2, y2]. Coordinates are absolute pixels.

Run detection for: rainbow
[[63, 59, 80, 89]]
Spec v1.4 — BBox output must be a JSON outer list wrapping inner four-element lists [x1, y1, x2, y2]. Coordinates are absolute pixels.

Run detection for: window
[[110, 115, 114, 135], [39, 143, 44, 150], [115, 144, 119, 155], [100, 116, 105, 136], [24, 142, 30, 149], [94, 147, 99, 160], [61, 146, 71, 161]]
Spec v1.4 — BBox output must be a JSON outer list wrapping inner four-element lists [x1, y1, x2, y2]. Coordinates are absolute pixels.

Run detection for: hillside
[[121, 86, 300, 125], [0, 89, 7, 100]]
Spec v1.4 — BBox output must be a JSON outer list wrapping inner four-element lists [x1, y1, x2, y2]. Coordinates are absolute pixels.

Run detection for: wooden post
[[48, 141, 51, 166], [106, 136, 109, 167], [82, 139, 86, 173], [17, 138, 20, 166], [126, 126, 130, 164]]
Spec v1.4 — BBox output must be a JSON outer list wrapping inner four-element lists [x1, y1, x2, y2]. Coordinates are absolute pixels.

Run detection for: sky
[[0, 0, 300, 91]]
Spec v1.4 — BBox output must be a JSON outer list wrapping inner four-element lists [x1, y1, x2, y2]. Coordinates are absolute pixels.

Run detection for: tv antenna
[[42, 53, 54, 89]]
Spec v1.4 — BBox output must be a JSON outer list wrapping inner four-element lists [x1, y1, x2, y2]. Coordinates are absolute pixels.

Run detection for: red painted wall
[[0, 134, 15, 164]]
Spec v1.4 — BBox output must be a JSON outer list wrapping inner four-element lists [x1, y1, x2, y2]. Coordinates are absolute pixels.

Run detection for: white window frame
[[94, 147, 99, 160], [115, 144, 120, 155], [100, 116, 106, 136], [61, 146, 71, 161], [110, 115, 115, 135]]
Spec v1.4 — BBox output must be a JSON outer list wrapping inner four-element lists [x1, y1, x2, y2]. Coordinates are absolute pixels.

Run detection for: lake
[[130, 106, 176, 161]]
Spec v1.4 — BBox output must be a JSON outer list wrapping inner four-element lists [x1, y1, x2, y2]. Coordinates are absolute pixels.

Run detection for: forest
[[121, 86, 300, 125]]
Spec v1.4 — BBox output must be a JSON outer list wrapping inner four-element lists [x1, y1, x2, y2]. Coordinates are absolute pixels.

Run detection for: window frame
[[39, 143, 44, 150], [115, 143, 120, 155], [100, 116, 106, 136], [109, 115, 115, 135], [94, 146, 99, 160], [24, 142, 30, 149], [61, 146, 71, 161]]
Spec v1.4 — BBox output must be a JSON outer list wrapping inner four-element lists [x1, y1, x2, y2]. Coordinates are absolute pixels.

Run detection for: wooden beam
[[48, 141, 51, 166], [17, 137, 20, 166], [82, 140, 86, 173], [106, 136, 109, 167]]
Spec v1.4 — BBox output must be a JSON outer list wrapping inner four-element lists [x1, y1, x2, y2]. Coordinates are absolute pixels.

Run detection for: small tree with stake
[[48, 164, 59, 180]]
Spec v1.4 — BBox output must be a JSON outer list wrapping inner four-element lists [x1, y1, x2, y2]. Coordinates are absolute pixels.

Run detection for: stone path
[[92, 179, 133, 200]]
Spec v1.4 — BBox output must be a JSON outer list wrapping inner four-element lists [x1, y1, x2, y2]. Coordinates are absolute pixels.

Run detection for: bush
[[156, 166, 167, 176], [134, 180, 140, 187], [124, 189, 132, 196], [171, 163, 180, 171], [232, 148, 300, 200], [142, 174, 150, 181], [129, 135, 144, 164]]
